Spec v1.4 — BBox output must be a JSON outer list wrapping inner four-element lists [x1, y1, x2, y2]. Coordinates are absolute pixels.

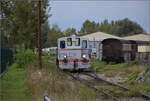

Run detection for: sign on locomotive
[[56, 35, 90, 70]]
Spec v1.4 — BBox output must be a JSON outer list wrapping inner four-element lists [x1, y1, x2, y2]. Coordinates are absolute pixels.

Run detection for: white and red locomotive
[[56, 35, 90, 70]]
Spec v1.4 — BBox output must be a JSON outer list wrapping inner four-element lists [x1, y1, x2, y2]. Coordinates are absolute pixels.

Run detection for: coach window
[[60, 40, 65, 49], [75, 38, 80, 46], [67, 38, 72, 46], [82, 40, 87, 48]]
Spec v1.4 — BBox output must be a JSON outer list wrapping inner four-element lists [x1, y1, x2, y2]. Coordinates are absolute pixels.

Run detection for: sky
[[48, 0, 150, 34]]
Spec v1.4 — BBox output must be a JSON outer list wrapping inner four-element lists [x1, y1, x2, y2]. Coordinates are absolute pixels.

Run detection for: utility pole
[[38, 0, 42, 69]]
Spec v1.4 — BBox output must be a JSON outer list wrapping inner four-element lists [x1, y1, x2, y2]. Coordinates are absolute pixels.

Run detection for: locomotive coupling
[[63, 58, 68, 63], [83, 58, 88, 63]]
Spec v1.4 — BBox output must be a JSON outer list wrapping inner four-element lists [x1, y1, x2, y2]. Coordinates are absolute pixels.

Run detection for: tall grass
[[0, 63, 32, 101], [26, 59, 100, 101]]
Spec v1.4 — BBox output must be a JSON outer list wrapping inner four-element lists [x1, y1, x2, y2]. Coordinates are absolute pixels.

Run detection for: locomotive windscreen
[[60, 41, 65, 49], [82, 40, 87, 48]]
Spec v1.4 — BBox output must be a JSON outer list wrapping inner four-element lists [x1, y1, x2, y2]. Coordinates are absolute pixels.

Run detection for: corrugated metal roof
[[81, 32, 122, 41], [122, 34, 150, 41]]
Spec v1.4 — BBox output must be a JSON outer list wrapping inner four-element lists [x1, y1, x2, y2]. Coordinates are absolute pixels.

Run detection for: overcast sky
[[48, 0, 150, 34]]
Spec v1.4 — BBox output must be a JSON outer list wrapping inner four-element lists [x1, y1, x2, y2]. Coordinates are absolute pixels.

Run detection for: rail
[[62, 70, 150, 101], [65, 71, 120, 101], [83, 73, 150, 100]]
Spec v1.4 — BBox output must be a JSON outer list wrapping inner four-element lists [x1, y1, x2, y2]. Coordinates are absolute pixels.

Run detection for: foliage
[[45, 24, 63, 47], [44, 18, 146, 47], [79, 19, 99, 35], [0, 0, 50, 48], [15, 44, 37, 68], [0, 0, 146, 49], [111, 18, 145, 36], [63, 28, 76, 36], [41, 21, 51, 48], [79, 18, 146, 36]]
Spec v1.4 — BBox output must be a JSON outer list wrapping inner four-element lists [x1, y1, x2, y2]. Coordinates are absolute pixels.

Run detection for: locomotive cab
[[57, 35, 90, 70]]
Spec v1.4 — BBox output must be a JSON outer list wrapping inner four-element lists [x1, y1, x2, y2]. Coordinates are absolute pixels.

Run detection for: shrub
[[16, 45, 37, 68], [42, 51, 48, 56]]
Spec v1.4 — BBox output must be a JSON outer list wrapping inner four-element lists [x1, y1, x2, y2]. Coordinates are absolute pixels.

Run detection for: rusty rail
[[65, 72, 120, 101], [83, 73, 150, 100]]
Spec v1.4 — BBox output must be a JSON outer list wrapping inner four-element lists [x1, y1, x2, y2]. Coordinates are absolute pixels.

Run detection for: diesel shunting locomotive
[[56, 35, 90, 70]]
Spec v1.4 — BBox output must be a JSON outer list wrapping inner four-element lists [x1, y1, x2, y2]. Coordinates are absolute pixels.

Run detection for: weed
[[114, 91, 140, 98], [127, 72, 138, 81], [16, 45, 37, 68]]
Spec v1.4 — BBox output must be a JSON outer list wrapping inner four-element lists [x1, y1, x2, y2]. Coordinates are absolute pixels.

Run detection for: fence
[[0, 45, 14, 76]]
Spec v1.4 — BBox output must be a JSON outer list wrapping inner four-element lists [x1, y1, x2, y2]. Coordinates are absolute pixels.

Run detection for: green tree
[[79, 20, 98, 35], [98, 19, 112, 34], [0, 0, 13, 45], [41, 21, 50, 48], [63, 28, 76, 36], [0, 0, 50, 49], [45, 24, 63, 47], [79, 18, 145, 36], [110, 18, 145, 36]]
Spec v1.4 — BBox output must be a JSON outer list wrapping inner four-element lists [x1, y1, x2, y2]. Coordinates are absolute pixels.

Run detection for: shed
[[122, 34, 150, 42], [81, 32, 122, 60], [81, 32, 121, 41]]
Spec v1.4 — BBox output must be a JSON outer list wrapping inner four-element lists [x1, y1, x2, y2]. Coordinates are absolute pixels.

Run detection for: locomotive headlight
[[82, 54, 86, 58], [64, 55, 67, 58]]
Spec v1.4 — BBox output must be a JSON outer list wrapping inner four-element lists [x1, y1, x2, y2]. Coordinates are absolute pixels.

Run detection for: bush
[[16, 45, 37, 68]]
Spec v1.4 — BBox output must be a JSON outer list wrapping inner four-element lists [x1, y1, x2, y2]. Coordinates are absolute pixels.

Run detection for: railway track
[[83, 73, 150, 100], [63, 71, 150, 101], [65, 71, 120, 101]]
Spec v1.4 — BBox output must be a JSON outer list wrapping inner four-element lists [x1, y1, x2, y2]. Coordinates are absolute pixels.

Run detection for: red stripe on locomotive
[[59, 59, 90, 62], [57, 48, 89, 51]]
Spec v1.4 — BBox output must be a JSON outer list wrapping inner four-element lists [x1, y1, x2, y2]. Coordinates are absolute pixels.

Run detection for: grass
[[114, 91, 140, 98], [91, 60, 147, 77], [99, 85, 141, 97], [76, 83, 100, 101], [26, 58, 100, 101], [0, 63, 32, 101], [124, 81, 150, 93], [0, 57, 100, 101], [91, 59, 150, 97], [1, 57, 149, 100]]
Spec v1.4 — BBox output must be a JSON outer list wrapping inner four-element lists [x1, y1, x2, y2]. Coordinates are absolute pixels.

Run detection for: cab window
[[75, 38, 80, 46], [60, 40, 65, 49], [82, 40, 87, 48], [67, 38, 72, 46]]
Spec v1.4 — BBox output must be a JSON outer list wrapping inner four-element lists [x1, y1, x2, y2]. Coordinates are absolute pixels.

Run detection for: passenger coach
[[56, 35, 90, 70]]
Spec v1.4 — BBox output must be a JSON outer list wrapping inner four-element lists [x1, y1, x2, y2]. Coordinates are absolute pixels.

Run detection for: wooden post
[[38, 0, 42, 69]]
